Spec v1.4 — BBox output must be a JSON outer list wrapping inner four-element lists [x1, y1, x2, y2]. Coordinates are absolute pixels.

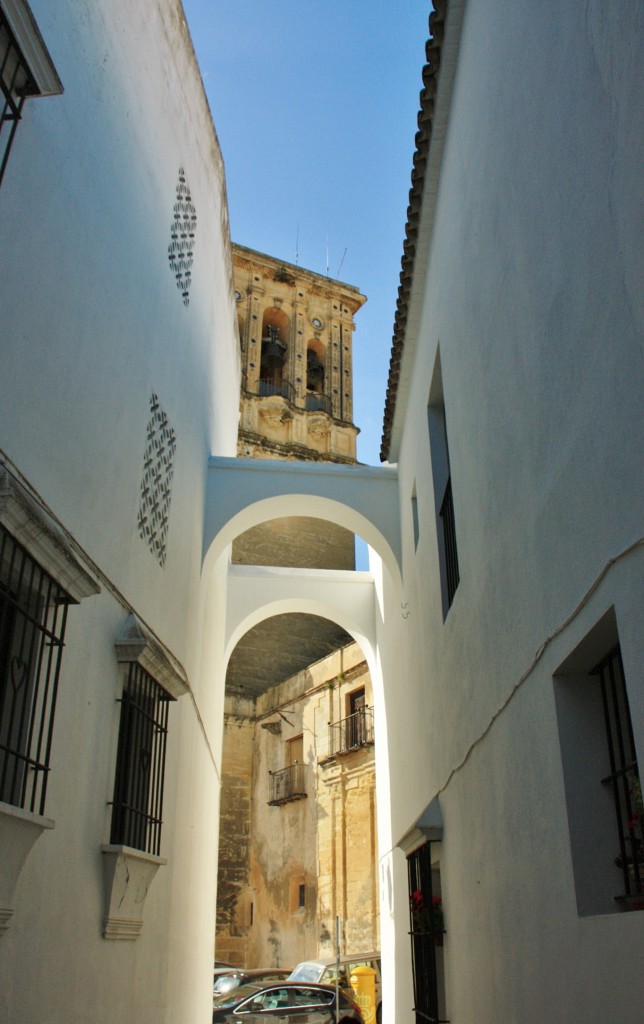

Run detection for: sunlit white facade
[[0, 1, 642, 1023]]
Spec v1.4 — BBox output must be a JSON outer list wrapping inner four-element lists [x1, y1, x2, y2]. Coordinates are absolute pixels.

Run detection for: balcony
[[256, 378, 296, 402], [328, 708, 374, 757], [268, 763, 307, 805], [305, 392, 331, 414]]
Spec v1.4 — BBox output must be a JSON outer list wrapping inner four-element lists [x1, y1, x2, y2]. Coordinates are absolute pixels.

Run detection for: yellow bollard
[[350, 965, 377, 1024]]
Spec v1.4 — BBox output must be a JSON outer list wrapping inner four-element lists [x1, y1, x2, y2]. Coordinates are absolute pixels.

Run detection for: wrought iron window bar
[[111, 662, 172, 856], [594, 645, 643, 905], [408, 841, 449, 1024], [328, 707, 374, 757], [268, 762, 306, 805], [0, 525, 71, 815]]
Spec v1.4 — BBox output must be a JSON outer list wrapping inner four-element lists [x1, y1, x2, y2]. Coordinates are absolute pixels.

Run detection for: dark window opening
[[298, 883, 305, 908], [554, 612, 643, 915], [412, 487, 420, 551], [0, 525, 71, 814], [408, 842, 449, 1023], [439, 478, 459, 606], [111, 662, 172, 855], [594, 645, 643, 904], [260, 323, 287, 393], [428, 354, 459, 617]]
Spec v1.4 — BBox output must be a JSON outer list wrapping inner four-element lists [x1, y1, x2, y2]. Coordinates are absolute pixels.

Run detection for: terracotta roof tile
[[380, 0, 449, 461]]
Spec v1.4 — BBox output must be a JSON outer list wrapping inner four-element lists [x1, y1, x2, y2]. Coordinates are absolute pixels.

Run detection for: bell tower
[[233, 243, 365, 465], [227, 243, 367, 693]]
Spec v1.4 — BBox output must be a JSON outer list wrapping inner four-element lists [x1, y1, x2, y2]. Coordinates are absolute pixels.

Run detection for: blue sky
[[182, 1, 430, 467]]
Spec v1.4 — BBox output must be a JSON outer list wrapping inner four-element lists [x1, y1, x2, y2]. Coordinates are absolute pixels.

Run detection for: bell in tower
[[260, 324, 287, 394]]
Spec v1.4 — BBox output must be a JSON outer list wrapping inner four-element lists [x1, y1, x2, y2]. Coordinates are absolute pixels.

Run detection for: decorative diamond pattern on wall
[[168, 167, 197, 306], [137, 393, 177, 567]]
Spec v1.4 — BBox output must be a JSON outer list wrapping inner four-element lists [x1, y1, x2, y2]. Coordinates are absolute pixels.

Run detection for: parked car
[[213, 968, 291, 996], [288, 954, 382, 1024], [212, 981, 363, 1022]]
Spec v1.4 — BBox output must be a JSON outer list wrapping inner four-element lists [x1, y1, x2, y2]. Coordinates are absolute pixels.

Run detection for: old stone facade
[[226, 246, 367, 698], [233, 243, 365, 465], [216, 643, 379, 969]]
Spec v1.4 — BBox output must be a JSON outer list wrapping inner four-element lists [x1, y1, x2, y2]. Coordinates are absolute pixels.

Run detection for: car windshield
[[288, 963, 322, 983], [213, 974, 242, 994]]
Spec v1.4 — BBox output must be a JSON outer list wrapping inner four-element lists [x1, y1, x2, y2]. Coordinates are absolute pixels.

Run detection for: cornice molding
[[0, 468, 100, 602], [114, 613, 189, 699], [1, 0, 63, 95]]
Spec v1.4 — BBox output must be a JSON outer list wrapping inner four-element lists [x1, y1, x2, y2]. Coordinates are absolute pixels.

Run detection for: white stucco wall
[[2, 2, 641, 1023], [0, 2, 239, 1022], [380, 1, 644, 1022]]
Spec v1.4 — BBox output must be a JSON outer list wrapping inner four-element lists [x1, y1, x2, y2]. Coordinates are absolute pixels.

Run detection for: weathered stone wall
[[215, 644, 379, 967], [215, 696, 256, 965], [233, 516, 355, 571]]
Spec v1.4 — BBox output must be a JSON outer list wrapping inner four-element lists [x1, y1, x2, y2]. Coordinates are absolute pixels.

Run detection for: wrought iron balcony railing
[[305, 392, 331, 414], [328, 707, 374, 757], [256, 378, 296, 402], [268, 762, 307, 805]]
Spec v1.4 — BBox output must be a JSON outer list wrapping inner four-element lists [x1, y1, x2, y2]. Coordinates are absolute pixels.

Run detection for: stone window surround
[[1, 0, 63, 97], [0, 467, 99, 937], [102, 613, 188, 940]]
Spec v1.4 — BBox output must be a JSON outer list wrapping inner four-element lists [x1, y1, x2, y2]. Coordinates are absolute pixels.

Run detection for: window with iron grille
[[0, 524, 72, 815], [554, 612, 643, 915], [594, 645, 643, 905], [0, 2, 62, 187], [110, 662, 173, 856], [407, 841, 449, 1023], [427, 353, 459, 618]]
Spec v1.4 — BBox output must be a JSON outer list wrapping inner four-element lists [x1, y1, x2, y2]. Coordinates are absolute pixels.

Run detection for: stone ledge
[[101, 844, 166, 941], [0, 801, 54, 937]]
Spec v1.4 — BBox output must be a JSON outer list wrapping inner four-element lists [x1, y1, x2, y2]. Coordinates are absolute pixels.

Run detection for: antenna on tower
[[295, 223, 299, 266], [326, 235, 329, 277], [336, 248, 347, 279]]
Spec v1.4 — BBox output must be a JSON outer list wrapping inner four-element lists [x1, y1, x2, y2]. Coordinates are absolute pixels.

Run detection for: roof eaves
[[380, 0, 449, 462]]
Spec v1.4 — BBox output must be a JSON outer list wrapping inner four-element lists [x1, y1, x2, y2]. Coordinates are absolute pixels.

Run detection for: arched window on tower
[[260, 308, 290, 398], [305, 341, 329, 412]]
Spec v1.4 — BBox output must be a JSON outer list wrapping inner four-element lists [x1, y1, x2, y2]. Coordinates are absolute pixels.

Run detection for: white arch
[[203, 457, 402, 585], [224, 565, 377, 670]]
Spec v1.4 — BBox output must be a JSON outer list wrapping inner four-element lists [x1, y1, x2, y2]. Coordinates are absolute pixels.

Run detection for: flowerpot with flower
[[410, 889, 444, 943]]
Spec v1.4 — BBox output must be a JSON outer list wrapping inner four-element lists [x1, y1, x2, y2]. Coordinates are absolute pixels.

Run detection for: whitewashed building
[[1, 1, 642, 1023], [374, 1, 644, 1021], [0, 2, 239, 1022]]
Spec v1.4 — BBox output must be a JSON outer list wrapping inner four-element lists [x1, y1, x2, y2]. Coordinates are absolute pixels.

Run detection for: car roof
[[293, 953, 380, 968]]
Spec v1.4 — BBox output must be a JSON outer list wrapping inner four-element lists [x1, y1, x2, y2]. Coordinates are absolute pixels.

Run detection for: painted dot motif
[[137, 393, 177, 567], [168, 167, 197, 306]]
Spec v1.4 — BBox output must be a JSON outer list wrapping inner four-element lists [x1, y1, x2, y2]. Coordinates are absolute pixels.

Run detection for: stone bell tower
[[233, 243, 365, 466], [227, 242, 367, 692]]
